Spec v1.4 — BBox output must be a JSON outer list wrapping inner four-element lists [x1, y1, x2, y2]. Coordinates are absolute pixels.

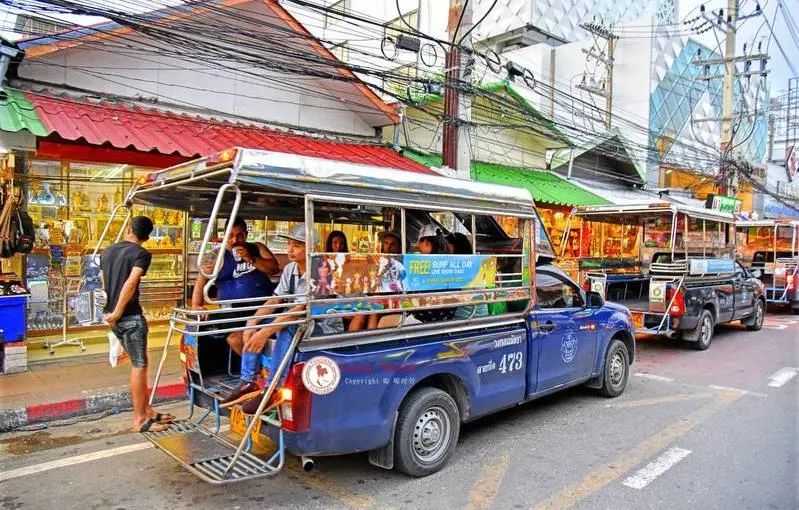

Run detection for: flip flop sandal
[[138, 418, 167, 433], [154, 412, 176, 424]]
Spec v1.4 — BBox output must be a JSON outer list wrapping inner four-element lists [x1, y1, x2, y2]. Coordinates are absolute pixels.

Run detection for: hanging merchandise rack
[[43, 246, 86, 354]]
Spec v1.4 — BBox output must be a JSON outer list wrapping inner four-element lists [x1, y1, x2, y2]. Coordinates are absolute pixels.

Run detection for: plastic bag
[[108, 331, 130, 368]]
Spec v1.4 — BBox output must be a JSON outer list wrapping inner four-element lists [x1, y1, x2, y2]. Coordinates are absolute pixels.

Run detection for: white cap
[[417, 223, 441, 243], [277, 223, 319, 246]]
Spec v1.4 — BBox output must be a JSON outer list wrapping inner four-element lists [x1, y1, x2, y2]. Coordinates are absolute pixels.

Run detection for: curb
[[0, 383, 187, 433]]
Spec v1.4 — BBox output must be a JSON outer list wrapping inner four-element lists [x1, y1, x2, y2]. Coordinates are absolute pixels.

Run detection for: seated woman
[[445, 232, 489, 320], [326, 230, 348, 253], [412, 224, 457, 323]]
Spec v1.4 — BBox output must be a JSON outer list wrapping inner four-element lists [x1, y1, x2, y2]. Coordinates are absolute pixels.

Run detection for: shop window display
[[24, 160, 185, 336]]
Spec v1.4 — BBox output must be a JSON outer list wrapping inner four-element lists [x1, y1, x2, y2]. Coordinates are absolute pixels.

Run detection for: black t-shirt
[[102, 241, 152, 317]]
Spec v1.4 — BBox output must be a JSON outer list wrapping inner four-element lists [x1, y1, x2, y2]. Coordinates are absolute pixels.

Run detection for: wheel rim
[[412, 405, 451, 464], [608, 350, 626, 388], [701, 315, 712, 343], [755, 302, 763, 327]]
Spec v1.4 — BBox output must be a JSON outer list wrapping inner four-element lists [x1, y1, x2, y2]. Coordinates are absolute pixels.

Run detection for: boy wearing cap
[[102, 216, 174, 433], [221, 224, 344, 410]]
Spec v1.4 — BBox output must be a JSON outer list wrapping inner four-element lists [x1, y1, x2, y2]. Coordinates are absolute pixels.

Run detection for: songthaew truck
[[736, 219, 799, 313], [562, 202, 765, 349], [94, 148, 637, 484]]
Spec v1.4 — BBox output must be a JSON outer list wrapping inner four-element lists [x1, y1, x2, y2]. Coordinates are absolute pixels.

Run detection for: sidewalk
[[0, 346, 186, 432]]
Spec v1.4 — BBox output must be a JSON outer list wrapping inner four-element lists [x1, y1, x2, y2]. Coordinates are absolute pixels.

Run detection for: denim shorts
[[112, 314, 148, 368]]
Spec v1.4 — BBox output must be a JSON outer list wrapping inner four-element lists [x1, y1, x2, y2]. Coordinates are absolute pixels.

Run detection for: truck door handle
[[539, 321, 557, 332]]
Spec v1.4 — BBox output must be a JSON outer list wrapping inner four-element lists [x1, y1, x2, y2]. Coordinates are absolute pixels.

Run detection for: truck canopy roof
[[130, 148, 538, 219]]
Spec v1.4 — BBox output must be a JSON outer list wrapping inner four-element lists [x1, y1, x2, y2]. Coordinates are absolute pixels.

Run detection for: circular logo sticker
[[302, 356, 341, 395], [560, 330, 578, 364]]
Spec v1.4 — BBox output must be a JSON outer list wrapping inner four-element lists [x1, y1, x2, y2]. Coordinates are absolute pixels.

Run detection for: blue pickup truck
[[123, 148, 635, 483]]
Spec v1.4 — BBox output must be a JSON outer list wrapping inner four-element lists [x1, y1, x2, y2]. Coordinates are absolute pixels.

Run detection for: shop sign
[[705, 194, 742, 214]]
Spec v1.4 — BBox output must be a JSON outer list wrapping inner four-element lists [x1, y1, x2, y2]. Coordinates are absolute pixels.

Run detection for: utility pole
[[694, 0, 767, 196], [576, 20, 616, 129], [443, 0, 472, 179]]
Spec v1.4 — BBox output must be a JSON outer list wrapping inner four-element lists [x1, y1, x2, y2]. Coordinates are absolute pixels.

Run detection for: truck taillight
[[667, 286, 685, 317], [787, 274, 796, 292], [280, 362, 311, 432], [582, 279, 590, 292]]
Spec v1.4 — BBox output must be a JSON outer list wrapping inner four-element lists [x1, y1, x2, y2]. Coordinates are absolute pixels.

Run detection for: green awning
[[0, 88, 47, 136], [402, 149, 610, 207]]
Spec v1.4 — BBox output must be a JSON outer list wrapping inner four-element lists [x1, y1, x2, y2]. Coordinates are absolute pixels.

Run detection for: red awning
[[26, 92, 435, 174]]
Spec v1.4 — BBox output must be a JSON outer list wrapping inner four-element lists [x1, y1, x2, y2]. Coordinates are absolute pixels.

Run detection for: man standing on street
[[102, 216, 174, 433]]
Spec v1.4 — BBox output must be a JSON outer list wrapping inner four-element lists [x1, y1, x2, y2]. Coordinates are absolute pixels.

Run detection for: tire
[[692, 309, 714, 351], [598, 339, 630, 398], [745, 300, 765, 331], [394, 387, 460, 477]]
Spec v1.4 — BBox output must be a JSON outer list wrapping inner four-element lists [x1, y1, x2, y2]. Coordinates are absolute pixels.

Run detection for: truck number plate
[[229, 406, 250, 437]]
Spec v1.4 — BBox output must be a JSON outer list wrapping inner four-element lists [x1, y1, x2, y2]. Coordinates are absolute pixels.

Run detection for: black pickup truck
[[588, 255, 766, 350]]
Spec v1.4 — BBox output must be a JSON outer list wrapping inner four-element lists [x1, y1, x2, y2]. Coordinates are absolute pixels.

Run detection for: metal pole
[[719, 0, 739, 195]]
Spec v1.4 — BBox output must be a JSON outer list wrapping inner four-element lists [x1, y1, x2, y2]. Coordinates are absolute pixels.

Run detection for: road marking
[[531, 391, 740, 510], [605, 393, 714, 409], [708, 385, 767, 397], [0, 423, 232, 483], [0, 442, 153, 482], [621, 447, 692, 490], [633, 373, 674, 383], [764, 324, 788, 330], [767, 367, 798, 388], [465, 454, 510, 510]]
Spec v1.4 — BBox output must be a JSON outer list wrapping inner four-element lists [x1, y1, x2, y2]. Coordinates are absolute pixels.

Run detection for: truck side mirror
[[586, 291, 604, 308]]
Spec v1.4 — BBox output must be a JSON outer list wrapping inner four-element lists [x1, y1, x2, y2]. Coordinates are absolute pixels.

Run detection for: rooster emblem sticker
[[302, 356, 341, 395]]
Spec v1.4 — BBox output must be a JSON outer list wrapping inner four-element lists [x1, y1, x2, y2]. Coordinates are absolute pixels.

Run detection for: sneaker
[[220, 382, 261, 408], [240, 390, 276, 415]]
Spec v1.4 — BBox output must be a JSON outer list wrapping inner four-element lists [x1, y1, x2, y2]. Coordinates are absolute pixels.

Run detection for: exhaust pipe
[[301, 456, 314, 472]]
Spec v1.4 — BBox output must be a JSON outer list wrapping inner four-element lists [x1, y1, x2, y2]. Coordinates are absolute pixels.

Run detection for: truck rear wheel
[[692, 309, 714, 350], [394, 387, 460, 477], [598, 339, 630, 398]]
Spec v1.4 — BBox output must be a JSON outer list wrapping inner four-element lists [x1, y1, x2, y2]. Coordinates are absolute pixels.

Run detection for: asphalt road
[[1, 311, 797, 510]]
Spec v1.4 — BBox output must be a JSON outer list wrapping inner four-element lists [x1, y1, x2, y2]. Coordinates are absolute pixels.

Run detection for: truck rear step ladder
[[143, 315, 306, 484]]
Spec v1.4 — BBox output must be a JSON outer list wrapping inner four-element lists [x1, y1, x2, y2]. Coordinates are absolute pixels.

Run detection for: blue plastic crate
[[0, 295, 28, 343]]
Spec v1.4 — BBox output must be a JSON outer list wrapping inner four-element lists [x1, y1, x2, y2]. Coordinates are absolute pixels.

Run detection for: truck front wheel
[[598, 339, 630, 398], [394, 387, 460, 477]]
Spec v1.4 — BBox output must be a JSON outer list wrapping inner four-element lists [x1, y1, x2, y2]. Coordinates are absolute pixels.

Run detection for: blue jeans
[[240, 319, 343, 385]]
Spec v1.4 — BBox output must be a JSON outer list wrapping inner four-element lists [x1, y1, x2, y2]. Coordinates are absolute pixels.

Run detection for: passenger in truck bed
[[221, 224, 344, 413], [191, 217, 280, 357]]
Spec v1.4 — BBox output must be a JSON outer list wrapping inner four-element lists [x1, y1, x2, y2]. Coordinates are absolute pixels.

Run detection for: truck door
[[533, 271, 598, 393], [733, 262, 756, 319]]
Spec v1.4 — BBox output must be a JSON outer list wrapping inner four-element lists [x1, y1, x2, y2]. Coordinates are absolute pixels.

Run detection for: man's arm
[[104, 267, 145, 325], [252, 242, 280, 275], [191, 273, 209, 308]]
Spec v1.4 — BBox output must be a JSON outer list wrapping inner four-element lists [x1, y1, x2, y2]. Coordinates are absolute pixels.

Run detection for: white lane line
[[0, 443, 152, 482], [768, 367, 799, 388], [622, 447, 692, 490], [708, 385, 767, 397], [634, 373, 675, 382], [0, 424, 230, 483], [764, 324, 788, 330]]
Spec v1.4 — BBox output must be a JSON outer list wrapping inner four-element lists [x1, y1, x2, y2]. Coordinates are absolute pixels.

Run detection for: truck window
[[536, 272, 584, 309]]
